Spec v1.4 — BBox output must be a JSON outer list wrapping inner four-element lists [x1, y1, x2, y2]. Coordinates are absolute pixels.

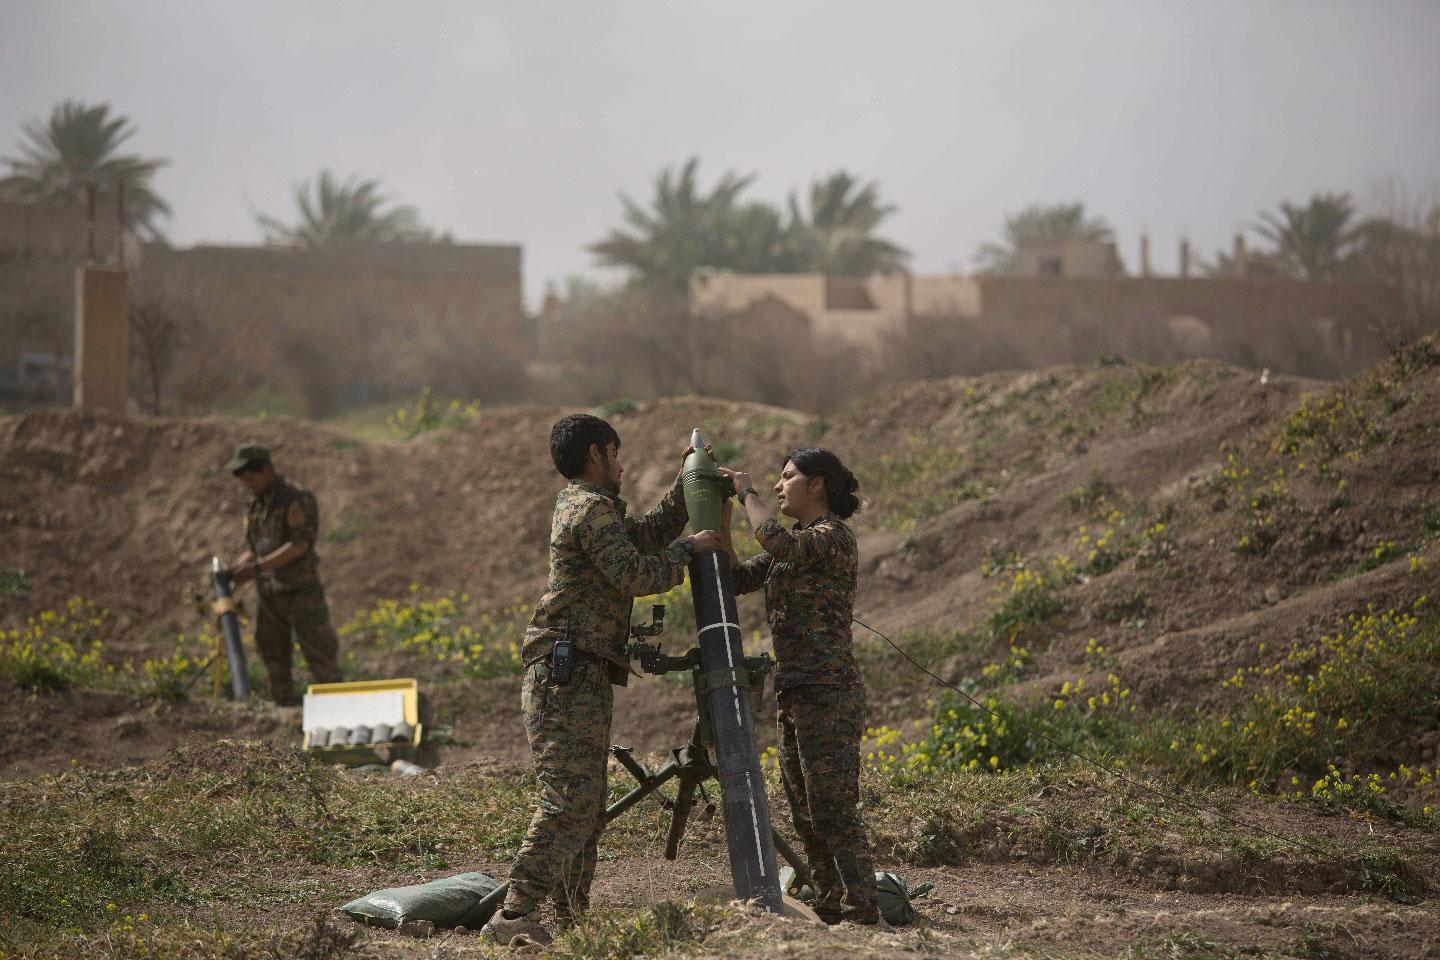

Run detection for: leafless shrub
[[1355, 181, 1440, 341]]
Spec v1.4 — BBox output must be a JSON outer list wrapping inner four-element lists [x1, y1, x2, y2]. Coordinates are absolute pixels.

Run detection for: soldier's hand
[[689, 530, 721, 554], [682, 440, 715, 458], [676, 441, 718, 482], [717, 466, 752, 493]]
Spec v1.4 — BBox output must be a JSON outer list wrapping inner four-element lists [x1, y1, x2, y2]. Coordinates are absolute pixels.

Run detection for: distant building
[[1007, 238, 1124, 278], [691, 263, 1403, 380], [0, 201, 121, 402], [0, 200, 525, 414]]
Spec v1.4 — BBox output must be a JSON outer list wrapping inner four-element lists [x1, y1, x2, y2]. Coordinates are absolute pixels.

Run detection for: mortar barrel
[[687, 548, 783, 911]]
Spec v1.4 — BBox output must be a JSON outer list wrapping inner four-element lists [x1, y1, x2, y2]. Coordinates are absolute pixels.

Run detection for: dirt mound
[[2, 343, 1438, 776], [0, 396, 808, 634]]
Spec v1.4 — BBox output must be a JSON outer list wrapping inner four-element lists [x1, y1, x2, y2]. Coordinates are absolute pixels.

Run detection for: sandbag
[[876, 871, 934, 926], [338, 871, 502, 930]]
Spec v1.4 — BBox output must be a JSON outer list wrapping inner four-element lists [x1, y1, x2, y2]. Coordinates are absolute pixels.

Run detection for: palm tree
[[719, 201, 801, 275], [256, 170, 431, 247], [0, 99, 170, 239], [975, 202, 1115, 274], [786, 171, 909, 276], [590, 157, 761, 293], [1251, 192, 1356, 280]]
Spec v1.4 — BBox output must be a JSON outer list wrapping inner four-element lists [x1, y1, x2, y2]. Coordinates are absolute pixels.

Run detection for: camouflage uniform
[[244, 476, 342, 705], [733, 513, 878, 924], [504, 478, 690, 918]]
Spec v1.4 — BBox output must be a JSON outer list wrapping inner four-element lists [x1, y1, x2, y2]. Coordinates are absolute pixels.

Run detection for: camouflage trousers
[[777, 683, 878, 924], [503, 657, 613, 918], [254, 587, 343, 706]]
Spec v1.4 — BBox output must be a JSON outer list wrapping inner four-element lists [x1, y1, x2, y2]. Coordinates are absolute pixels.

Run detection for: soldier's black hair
[[550, 414, 621, 478], [783, 447, 861, 519]]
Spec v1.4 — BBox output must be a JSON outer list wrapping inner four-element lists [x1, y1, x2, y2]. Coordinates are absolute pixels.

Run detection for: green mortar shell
[[682, 428, 732, 533]]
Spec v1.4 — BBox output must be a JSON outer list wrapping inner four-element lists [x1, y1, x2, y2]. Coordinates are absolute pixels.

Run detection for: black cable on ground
[[853, 616, 1343, 861]]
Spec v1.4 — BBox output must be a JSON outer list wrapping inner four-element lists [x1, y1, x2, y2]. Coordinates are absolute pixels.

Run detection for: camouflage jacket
[[522, 478, 690, 683], [245, 476, 323, 595], [732, 512, 860, 691]]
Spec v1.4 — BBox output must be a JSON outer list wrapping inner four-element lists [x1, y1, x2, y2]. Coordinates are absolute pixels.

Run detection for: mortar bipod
[[605, 738, 813, 893], [605, 630, 814, 896]]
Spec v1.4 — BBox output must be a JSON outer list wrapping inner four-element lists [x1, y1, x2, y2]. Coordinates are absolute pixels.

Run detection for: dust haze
[[4, 4, 1440, 959]]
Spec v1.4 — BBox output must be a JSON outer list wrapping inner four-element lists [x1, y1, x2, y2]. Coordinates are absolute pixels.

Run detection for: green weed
[[1339, 539, 1407, 578], [859, 432, 998, 530], [0, 568, 28, 596], [711, 438, 744, 465], [1065, 475, 1116, 514], [324, 513, 373, 545], [341, 587, 526, 678], [551, 900, 710, 960], [1102, 593, 1150, 625], [1, 598, 111, 692], [1149, 602, 1440, 822], [857, 628, 988, 699], [985, 557, 1073, 642], [387, 388, 479, 439], [597, 395, 637, 417]]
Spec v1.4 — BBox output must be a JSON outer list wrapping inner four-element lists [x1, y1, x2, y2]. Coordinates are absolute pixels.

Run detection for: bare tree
[[129, 287, 196, 414], [1351, 182, 1440, 337]]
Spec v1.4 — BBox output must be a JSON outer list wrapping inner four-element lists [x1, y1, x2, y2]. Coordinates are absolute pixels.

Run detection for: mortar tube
[[210, 558, 251, 701], [688, 547, 783, 912]]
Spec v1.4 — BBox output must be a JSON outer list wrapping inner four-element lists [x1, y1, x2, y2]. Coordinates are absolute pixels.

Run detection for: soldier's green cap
[[224, 445, 271, 473]]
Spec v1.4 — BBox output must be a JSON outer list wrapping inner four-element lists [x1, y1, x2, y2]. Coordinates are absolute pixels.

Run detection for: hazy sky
[[4, 0, 1438, 307]]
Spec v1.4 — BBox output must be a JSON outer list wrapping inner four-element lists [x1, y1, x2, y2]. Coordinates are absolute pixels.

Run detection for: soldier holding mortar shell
[[482, 415, 719, 947], [718, 449, 880, 926]]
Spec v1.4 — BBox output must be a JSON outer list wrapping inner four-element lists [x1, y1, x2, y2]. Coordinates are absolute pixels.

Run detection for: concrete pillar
[[1139, 233, 1151, 277], [1179, 239, 1191, 279], [74, 266, 129, 412], [1233, 233, 1248, 280]]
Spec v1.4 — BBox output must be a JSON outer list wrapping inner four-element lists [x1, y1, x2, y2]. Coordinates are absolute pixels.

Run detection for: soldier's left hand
[[717, 466, 753, 494], [676, 440, 717, 481]]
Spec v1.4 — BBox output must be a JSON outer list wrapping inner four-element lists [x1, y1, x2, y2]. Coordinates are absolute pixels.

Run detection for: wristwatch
[[738, 486, 757, 505], [677, 539, 696, 560]]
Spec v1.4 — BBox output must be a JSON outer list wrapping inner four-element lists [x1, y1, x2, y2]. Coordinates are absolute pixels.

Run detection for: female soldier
[[718, 449, 878, 926]]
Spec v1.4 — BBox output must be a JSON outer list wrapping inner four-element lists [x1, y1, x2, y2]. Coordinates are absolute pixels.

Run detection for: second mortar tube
[[681, 428, 783, 912]]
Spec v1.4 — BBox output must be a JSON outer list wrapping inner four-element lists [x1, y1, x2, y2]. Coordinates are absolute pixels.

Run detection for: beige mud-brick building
[[140, 241, 524, 413], [0, 197, 525, 414], [0, 201, 134, 400], [691, 267, 1401, 379]]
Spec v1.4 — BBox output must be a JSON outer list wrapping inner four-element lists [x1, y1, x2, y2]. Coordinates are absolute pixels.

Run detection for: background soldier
[[481, 415, 719, 947], [225, 445, 343, 706]]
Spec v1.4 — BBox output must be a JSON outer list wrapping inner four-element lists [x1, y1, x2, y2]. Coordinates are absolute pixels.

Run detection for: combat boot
[[552, 899, 588, 934], [479, 911, 554, 947]]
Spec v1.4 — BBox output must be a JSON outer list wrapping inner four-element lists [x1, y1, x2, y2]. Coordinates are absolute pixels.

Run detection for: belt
[[526, 647, 603, 669]]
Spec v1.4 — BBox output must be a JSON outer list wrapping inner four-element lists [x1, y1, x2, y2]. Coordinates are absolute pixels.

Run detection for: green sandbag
[[338, 872, 502, 930], [876, 870, 934, 926]]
